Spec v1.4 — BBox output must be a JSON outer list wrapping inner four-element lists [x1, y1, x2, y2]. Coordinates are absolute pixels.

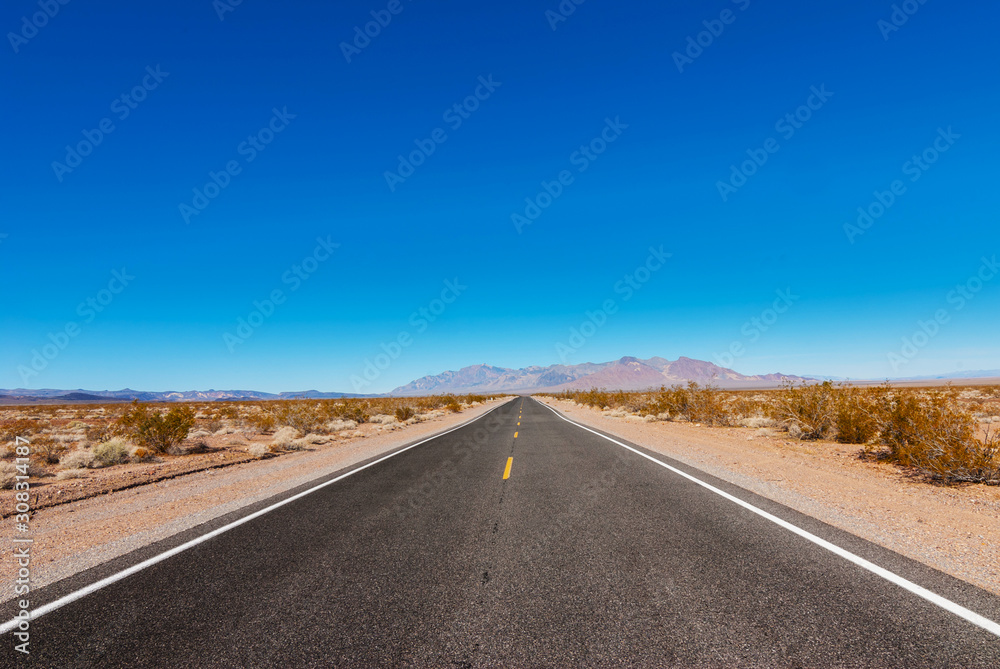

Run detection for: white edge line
[[1, 398, 517, 635], [535, 398, 1000, 639]]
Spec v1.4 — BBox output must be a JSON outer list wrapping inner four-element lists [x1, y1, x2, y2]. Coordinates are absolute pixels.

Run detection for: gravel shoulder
[[536, 397, 1000, 597], [0, 399, 510, 606]]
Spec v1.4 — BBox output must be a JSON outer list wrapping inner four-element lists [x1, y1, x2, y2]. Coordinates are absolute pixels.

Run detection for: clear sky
[[2, 0, 998, 393]]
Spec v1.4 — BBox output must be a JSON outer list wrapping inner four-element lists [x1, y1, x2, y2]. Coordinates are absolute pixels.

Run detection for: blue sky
[[2, 0, 998, 393]]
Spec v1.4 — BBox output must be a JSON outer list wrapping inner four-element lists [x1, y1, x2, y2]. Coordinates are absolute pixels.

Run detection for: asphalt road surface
[[4, 397, 1000, 667]]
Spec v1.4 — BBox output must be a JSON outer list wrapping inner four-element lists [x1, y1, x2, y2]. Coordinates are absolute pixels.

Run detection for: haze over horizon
[[4, 0, 998, 394]]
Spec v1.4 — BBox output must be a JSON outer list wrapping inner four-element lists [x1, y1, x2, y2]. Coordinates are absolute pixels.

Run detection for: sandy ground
[[0, 399, 510, 606], [536, 397, 1000, 597]]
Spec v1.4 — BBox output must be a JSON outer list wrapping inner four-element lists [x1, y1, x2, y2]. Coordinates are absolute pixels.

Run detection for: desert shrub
[[875, 391, 998, 482], [651, 383, 727, 424], [395, 406, 415, 422], [265, 402, 326, 433], [834, 386, 886, 444], [246, 410, 277, 434], [661, 385, 692, 420], [31, 436, 67, 465], [85, 422, 114, 444], [216, 405, 240, 420], [131, 447, 156, 462], [0, 419, 40, 442], [92, 439, 131, 467], [686, 383, 730, 425], [115, 402, 196, 454], [60, 449, 94, 470], [773, 381, 838, 440], [337, 400, 370, 424], [444, 396, 462, 413], [727, 393, 768, 422]]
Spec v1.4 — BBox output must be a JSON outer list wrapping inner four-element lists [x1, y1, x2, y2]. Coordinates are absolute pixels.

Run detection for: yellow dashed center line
[[503, 457, 513, 480], [514, 431, 518, 438]]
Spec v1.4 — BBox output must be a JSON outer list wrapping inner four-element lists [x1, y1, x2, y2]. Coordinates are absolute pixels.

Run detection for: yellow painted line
[[503, 457, 513, 479], [514, 431, 518, 438], [517, 421, 520, 426]]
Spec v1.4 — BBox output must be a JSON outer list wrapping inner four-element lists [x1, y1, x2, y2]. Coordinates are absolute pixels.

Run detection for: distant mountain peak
[[389, 356, 809, 395]]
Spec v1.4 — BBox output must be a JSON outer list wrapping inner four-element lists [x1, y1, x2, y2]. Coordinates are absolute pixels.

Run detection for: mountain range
[[4, 358, 997, 404], [389, 356, 808, 395], [0, 388, 370, 404]]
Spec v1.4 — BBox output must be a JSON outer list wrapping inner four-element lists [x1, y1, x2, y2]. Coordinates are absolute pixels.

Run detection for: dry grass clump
[[325, 419, 358, 432], [0, 462, 18, 489], [59, 449, 94, 470], [92, 439, 131, 467], [550, 382, 1000, 484], [247, 443, 272, 459], [269, 426, 301, 450]]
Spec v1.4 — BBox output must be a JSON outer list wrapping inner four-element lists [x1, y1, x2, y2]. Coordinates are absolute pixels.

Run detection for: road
[[4, 396, 1000, 667]]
